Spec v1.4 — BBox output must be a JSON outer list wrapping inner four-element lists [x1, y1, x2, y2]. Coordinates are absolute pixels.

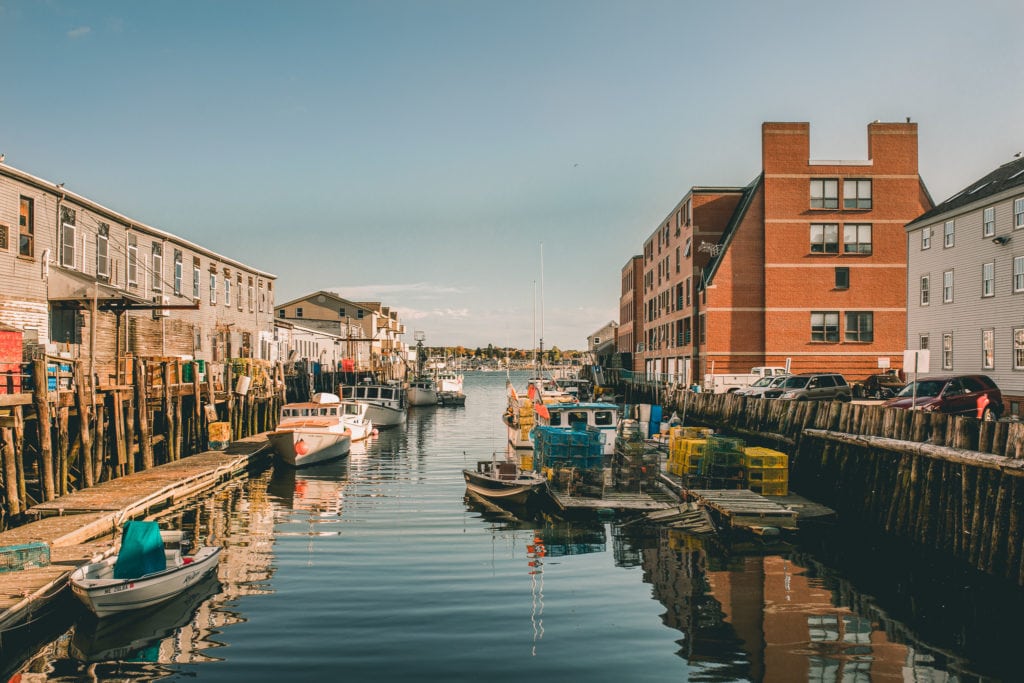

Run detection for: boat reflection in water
[[70, 572, 223, 663]]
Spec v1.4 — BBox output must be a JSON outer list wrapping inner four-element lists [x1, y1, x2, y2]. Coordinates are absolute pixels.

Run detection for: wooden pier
[[685, 489, 798, 533], [0, 434, 270, 630], [548, 487, 676, 513]]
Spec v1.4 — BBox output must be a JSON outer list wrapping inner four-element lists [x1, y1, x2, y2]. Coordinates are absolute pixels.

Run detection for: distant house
[[0, 161, 275, 386], [587, 320, 619, 367], [275, 290, 406, 378], [904, 155, 1024, 416]]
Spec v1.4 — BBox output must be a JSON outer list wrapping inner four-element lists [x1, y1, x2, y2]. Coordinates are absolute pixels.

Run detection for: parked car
[[766, 373, 852, 402], [852, 372, 906, 399], [734, 374, 789, 398], [882, 374, 1003, 420]]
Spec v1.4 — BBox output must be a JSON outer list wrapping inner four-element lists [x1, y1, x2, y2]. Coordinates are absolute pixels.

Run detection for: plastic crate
[[0, 542, 50, 572], [744, 446, 788, 469], [707, 435, 745, 453], [751, 480, 788, 496], [747, 466, 789, 483]]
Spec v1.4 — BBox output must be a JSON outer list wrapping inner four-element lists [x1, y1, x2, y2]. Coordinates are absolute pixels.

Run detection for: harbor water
[[4, 371, 1022, 682]]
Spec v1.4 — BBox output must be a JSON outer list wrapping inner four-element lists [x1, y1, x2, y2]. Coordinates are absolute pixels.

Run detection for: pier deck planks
[[689, 489, 799, 531], [549, 489, 676, 512]]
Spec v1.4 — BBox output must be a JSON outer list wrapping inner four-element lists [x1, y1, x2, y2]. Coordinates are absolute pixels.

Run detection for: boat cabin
[[341, 383, 405, 406], [533, 402, 621, 455]]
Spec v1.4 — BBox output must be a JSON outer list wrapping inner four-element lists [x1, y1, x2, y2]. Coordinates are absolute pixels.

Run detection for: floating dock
[[0, 434, 271, 631], [686, 489, 799, 533], [547, 487, 677, 513]]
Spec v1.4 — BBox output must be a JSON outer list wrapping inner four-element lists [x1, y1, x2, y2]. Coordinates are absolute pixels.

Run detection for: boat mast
[[532, 279, 538, 376], [539, 242, 545, 376]]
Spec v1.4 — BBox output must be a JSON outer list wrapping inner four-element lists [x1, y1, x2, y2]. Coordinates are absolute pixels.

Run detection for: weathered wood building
[[0, 161, 276, 386]]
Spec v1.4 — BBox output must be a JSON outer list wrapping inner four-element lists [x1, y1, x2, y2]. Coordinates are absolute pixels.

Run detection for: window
[[259, 281, 265, 312], [151, 243, 163, 291], [236, 274, 243, 311], [920, 275, 930, 305], [943, 270, 954, 303], [843, 179, 872, 209], [684, 237, 691, 257], [209, 272, 217, 304], [675, 246, 680, 273], [96, 224, 109, 278], [61, 207, 77, 268], [1015, 328, 1024, 370], [982, 262, 994, 297], [278, 309, 285, 319], [943, 332, 953, 370], [920, 334, 929, 350], [843, 224, 872, 254], [296, 307, 303, 318], [173, 250, 183, 295], [248, 277, 255, 312], [18, 196, 34, 257], [944, 220, 955, 247], [983, 329, 994, 369], [811, 311, 840, 342], [810, 179, 838, 209], [835, 267, 849, 289], [810, 223, 839, 253], [0, 224, 6, 250], [193, 258, 201, 299], [127, 235, 138, 285], [1016, 198, 1024, 229], [225, 277, 231, 306], [699, 313, 706, 343], [1015, 256, 1024, 293], [845, 312, 873, 342], [984, 207, 996, 237], [922, 226, 932, 250]]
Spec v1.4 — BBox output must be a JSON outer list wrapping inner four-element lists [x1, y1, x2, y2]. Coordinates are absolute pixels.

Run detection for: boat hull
[[364, 403, 407, 427], [407, 386, 438, 406], [70, 547, 221, 618], [269, 429, 351, 467], [463, 467, 546, 506]]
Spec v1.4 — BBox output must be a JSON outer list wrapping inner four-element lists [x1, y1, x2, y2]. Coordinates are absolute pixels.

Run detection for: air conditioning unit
[[636, 343, 645, 353], [153, 295, 170, 319]]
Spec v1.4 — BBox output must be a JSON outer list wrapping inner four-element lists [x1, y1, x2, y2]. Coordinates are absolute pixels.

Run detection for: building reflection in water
[[630, 527, 973, 682]]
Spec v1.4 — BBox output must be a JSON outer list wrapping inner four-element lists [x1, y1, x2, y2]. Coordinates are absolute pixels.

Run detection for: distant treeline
[[424, 345, 580, 361]]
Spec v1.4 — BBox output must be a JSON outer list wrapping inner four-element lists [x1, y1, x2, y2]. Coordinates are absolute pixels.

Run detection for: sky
[[3, 1, 1023, 350]]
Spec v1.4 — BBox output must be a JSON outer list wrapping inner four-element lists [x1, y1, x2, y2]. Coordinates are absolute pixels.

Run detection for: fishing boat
[[70, 521, 221, 618], [533, 402, 621, 456], [407, 331, 439, 406], [340, 382, 407, 427], [463, 454, 547, 505], [269, 392, 356, 467], [438, 390, 466, 406], [503, 377, 575, 451]]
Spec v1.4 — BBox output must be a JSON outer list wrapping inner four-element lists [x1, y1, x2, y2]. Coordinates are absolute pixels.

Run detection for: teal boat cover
[[113, 521, 167, 579]]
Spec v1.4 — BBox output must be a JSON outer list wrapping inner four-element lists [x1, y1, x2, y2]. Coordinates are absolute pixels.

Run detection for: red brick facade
[[631, 121, 932, 384]]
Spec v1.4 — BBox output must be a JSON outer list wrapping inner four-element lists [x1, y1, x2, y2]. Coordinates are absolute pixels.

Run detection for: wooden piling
[[0, 425, 20, 516], [133, 360, 154, 471], [73, 363, 94, 488], [31, 360, 56, 502]]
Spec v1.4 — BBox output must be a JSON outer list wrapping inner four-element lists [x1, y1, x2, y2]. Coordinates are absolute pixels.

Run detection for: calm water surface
[[6, 371, 1022, 682]]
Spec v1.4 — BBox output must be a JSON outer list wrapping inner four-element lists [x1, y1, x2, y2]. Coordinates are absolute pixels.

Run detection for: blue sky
[[4, 1, 1023, 349]]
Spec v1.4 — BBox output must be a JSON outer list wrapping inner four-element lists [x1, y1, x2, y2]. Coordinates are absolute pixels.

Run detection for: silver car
[[734, 374, 789, 397]]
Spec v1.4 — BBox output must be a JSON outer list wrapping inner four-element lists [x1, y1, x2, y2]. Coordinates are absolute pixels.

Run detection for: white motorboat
[[70, 521, 221, 618], [269, 393, 355, 467], [436, 369, 464, 394], [340, 382, 407, 427], [463, 455, 547, 505], [407, 375, 439, 406], [533, 402, 622, 456]]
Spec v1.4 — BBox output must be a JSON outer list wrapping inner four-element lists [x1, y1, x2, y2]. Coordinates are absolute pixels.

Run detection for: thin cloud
[[67, 26, 91, 38], [327, 283, 469, 300]]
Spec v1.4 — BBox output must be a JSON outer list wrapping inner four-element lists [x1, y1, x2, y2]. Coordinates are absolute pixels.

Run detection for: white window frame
[[810, 179, 839, 209], [983, 207, 996, 237], [944, 220, 955, 248], [127, 239, 138, 286], [193, 263, 201, 300], [843, 179, 872, 209], [1015, 198, 1024, 230], [922, 226, 932, 249], [96, 228, 109, 278], [1015, 328, 1024, 370], [61, 221, 76, 268], [920, 275, 930, 305], [982, 329, 995, 370], [173, 252, 183, 296], [843, 223, 872, 254], [920, 334, 929, 350], [810, 223, 839, 253], [1015, 256, 1024, 293], [225, 277, 231, 307], [151, 245, 163, 292], [210, 272, 217, 305], [943, 332, 953, 370], [982, 262, 995, 297], [943, 270, 954, 303]]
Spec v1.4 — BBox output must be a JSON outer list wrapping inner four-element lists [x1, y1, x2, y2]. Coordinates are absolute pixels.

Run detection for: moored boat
[[463, 455, 547, 505], [269, 392, 356, 467], [533, 402, 621, 457], [437, 390, 466, 406], [70, 521, 221, 618], [407, 375, 439, 406], [340, 382, 406, 428]]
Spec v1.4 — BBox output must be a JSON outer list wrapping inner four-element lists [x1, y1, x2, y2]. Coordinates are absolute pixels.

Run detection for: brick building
[[633, 121, 933, 384], [617, 255, 643, 370]]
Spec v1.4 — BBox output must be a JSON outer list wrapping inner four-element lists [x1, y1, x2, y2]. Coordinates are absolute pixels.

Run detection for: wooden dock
[[0, 434, 271, 630], [548, 487, 677, 513], [687, 489, 799, 533]]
